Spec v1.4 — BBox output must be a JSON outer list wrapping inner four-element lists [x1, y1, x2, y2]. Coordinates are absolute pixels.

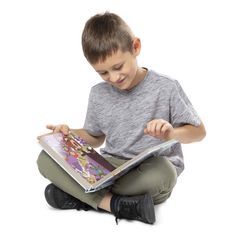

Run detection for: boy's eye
[[99, 71, 107, 76], [114, 64, 123, 70]]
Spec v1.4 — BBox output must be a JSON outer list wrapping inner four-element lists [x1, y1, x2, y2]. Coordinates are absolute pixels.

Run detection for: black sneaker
[[44, 184, 92, 211], [110, 193, 156, 224]]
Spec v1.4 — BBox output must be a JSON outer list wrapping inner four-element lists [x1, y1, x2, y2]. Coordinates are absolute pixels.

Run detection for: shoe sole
[[142, 194, 156, 224]]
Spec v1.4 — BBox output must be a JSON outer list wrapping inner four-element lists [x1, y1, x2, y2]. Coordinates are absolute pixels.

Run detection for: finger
[[53, 126, 62, 133], [161, 123, 169, 133], [153, 123, 162, 136], [46, 124, 55, 131], [147, 122, 156, 135], [148, 122, 154, 135], [154, 122, 164, 136], [61, 125, 70, 135], [161, 123, 172, 138], [147, 120, 161, 136]]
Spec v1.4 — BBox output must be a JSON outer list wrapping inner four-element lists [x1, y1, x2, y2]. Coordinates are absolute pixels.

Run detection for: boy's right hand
[[46, 124, 70, 135]]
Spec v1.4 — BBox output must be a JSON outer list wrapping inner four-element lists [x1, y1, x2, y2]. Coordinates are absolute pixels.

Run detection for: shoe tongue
[[119, 197, 139, 218]]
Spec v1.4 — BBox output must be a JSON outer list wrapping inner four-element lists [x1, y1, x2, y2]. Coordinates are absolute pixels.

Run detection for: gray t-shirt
[[83, 69, 201, 175]]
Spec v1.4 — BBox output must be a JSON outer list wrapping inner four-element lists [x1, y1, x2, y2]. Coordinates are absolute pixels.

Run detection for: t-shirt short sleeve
[[83, 89, 104, 136], [170, 80, 201, 127]]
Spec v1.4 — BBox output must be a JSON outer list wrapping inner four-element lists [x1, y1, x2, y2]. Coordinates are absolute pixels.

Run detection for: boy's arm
[[144, 119, 206, 144], [171, 122, 206, 144], [71, 128, 105, 148]]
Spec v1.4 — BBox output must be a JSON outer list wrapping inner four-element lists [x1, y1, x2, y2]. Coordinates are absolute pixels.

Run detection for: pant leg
[[110, 156, 177, 205], [37, 150, 109, 209], [37, 150, 177, 208]]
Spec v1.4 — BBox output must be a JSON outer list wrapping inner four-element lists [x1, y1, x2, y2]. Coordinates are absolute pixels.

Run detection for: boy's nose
[[109, 72, 120, 83]]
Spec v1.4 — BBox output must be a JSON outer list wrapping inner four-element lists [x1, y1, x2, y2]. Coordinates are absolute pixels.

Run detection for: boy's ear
[[132, 37, 141, 55]]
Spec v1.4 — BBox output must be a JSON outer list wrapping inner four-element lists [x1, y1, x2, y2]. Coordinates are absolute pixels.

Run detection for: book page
[[40, 133, 114, 184]]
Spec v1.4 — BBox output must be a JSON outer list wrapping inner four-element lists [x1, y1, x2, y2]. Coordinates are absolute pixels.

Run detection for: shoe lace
[[61, 198, 78, 209], [61, 194, 90, 211], [115, 200, 140, 224]]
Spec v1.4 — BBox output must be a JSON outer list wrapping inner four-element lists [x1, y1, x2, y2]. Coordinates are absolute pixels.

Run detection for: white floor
[[1, 136, 235, 236]]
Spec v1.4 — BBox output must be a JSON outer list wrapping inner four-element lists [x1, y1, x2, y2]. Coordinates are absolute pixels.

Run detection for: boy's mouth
[[116, 78, 126, 84]]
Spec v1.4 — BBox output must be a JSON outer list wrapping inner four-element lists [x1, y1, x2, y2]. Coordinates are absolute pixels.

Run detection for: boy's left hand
[[144, 119, 174, 140]]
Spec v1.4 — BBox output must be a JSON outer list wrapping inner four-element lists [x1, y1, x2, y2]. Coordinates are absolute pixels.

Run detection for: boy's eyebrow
[[112, 62, 124, 67], [95, 69, 106, 73], [96, 62, 124, 73]]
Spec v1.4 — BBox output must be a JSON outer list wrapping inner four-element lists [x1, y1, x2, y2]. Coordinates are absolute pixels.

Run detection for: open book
[[38, 132, 178, 193]]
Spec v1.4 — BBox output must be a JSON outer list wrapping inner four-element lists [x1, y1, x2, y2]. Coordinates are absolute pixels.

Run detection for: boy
[[37, 12, 206, 224]]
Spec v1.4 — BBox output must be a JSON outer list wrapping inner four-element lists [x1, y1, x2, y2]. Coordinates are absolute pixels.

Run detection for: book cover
[[38, 132, 178, 193]]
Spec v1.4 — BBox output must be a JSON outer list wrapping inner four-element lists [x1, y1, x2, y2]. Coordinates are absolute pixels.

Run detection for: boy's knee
[[143, 157, 177, 193], [158, 157, 177, 191], [37, 150, 51, 177], [111, 157, 177, 196]]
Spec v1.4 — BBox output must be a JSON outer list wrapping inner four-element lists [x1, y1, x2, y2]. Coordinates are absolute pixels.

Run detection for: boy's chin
[[116, 84, 130, 91], [113, 81, 128, 90], [112, 79, 134, 91]]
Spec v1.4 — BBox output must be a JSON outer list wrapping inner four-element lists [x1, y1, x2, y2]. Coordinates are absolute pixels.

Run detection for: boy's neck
[[126, 67, 147, 91]]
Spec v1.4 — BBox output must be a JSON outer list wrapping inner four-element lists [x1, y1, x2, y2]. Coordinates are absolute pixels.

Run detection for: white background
[[0, 0, 236, 235]]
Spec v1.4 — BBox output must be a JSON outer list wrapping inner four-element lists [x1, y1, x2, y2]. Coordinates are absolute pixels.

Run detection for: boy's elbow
[[91, 134, 106, 148], [96, 134, 106, 147], [198, 122, 206, 141]]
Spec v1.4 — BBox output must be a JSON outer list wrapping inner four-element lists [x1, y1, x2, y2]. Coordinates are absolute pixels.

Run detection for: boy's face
[[91, 39, 143, 91]]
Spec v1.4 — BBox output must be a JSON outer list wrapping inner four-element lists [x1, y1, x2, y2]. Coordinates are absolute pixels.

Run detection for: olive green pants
[[37, 150, 177, 209]]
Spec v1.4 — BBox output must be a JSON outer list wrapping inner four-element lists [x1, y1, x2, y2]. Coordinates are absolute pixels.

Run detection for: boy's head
[[82, 12, 145, 91], [82, 12, 135, 64]]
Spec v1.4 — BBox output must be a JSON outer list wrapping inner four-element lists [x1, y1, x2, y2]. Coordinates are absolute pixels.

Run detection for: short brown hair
[[82, 12, 134, 64]]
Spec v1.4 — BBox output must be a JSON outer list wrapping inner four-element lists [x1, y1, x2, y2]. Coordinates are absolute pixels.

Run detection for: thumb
[[46, 124, 55, 131]]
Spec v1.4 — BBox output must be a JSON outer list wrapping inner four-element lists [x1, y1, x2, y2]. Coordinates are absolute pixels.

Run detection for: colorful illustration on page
[[43, 133, 110, 184]]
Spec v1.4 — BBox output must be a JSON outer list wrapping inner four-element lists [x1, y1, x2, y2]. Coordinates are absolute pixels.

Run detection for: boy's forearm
[[172, 123, 206, 144], [71, 128, 105, 148]]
